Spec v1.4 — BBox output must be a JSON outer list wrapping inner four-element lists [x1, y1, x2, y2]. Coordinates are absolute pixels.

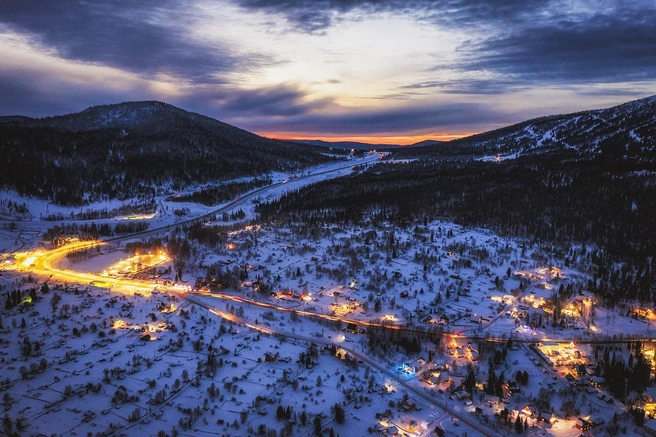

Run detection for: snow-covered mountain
[[0, 102, 334, 205], [17, 101, 251, 135], [412, 95, 656, 162], [294, 139, 442, 150]]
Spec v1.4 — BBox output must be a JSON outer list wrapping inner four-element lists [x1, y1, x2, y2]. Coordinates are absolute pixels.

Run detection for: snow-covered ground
[[0, 153, 652, 436], [0, 152, 383, 233]]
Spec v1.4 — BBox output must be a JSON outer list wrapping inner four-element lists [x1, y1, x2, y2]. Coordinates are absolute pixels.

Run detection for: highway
[[2, 153, 383, 296], [0, 150, 503, 437], [0, 150, 642, 436], [7, 153, 384, 235]]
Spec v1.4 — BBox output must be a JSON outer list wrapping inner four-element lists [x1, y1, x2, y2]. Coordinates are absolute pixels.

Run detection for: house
[[576, 416, 603, 430], [576, 364, 587, 376], [539, 412, 555, 424], [576, 418, 592, 431], [433, 426, 445, 436], [645, 418, 656, 436], [264, 352, 279, 362], [521, 405, 536, 416], [590, 415, 605, 427], [402, 398, 417, 411], [345, 323, 360, 334], [386, 425, 399, 435], [400, 363, 415, 374], [589, 376, 606, 387], [485, 395, 501, 406], [506, 381, 521, 395], [421, 314, 434, 323]]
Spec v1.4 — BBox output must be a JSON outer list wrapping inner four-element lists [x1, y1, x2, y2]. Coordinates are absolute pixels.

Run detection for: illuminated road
[[103, 153, 384, 242], [0, 151, 645, 436], [2, 153, 384, 298], [8, 153, 385, 235], [184, 294, 503, 437], [193, 290, 417, 331]]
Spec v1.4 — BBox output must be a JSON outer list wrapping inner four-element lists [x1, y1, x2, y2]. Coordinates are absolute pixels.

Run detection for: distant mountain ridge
[[407, 95, 656, 162], [257, 94, 656, 268], [0, 101, 335, 205], [25, 101, 252, 135], [295, 139, 441, 150]]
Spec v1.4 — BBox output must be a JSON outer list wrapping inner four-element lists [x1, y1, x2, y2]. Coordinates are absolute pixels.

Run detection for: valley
[[1, 97, 655, 437]]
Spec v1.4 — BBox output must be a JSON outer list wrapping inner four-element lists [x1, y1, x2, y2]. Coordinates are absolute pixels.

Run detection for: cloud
[[0, 66, 152, 117], [238, 101, 510, 135], [456, 8, 656, 85], [218, 84, 332, 117], [400, 78, 526, 95], [0, 0, 266, 84], [232, 0, 555, 33], [167, 83, 333, 124]]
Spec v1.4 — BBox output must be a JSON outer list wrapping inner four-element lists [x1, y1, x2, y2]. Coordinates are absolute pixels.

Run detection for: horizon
[[264, 131, 472, 146], [1, 1, 655, 143]]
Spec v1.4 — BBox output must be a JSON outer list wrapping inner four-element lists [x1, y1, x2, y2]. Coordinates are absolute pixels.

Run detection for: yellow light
[[22, 256, 37, 267], [113, 319, 129, 329]]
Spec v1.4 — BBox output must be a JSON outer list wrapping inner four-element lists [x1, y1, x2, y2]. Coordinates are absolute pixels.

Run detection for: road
[[2, 153, 383, 296], [0, 150, 644, 436], [6, 153, 384, 235], [185, 293, 504, 437]]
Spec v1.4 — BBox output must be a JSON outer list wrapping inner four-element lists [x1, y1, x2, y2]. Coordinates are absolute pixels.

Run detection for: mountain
[[295, 139, 402, 150], [257, 95, 656, 267], [0, 116, 33, 124], [408, 139, 442, 148], [0, 101, 335, 205], [295, 139, 442, 150], [405, 95, 656, 162]]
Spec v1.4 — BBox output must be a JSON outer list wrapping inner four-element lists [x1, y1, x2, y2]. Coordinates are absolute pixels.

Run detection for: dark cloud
[[171, 83, 332, 122], [235, 102, 510, 134], [0, 0, 264, 83], [457, 9, 656, 85], [173, 83, 509, 134], [232, 0, 552, 32], [235, 0, 656, 94], [400, 78, 525, 95], [1, 0, 653, 137], [0, 67, 151, 117], [218, 84, 332, 117]]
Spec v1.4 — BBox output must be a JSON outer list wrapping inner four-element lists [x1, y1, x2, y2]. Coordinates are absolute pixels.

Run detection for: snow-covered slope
[[413, 95, 656, 162], [0, 102, 335, 205]]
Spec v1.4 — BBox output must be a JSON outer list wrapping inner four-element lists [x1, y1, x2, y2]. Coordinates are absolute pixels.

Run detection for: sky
[[0, 0, 655, 144]]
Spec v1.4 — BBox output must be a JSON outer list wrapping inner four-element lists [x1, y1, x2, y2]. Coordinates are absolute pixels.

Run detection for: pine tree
[[313, 416, 322, 436], [486, 370, 496, 395], [514, 415, 523, 433], [334, 403, 345, 424]]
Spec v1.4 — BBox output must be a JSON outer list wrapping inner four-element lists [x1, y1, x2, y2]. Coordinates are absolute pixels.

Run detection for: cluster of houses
[[374, 399, 423, 436], [447, 342, 479, 361], [421, 360, 449, 386]]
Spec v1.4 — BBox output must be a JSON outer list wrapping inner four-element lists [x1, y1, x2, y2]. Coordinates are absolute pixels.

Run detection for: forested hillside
[[257, 96, 656, 305], [0, 101, 335, 205], [400, 95, 656, 161]]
